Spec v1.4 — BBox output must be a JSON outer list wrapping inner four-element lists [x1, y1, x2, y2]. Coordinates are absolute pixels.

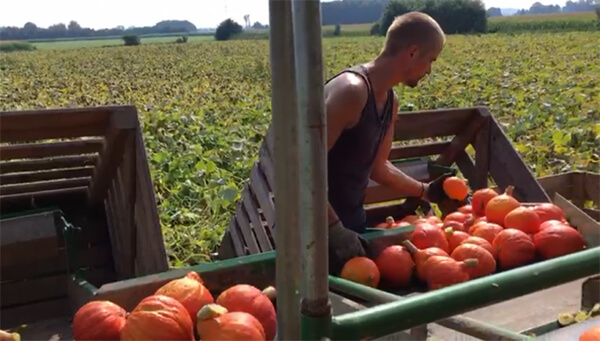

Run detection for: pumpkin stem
[[505, 185, 514, 197], [262, 286, 277, 301], [197, 304, 228, 321], [444, 227, 454, 237], [462, 258, 479, 268], [385, 216, 395, 225], [400, 240, 419, 254], [185, 271, 204, 284]]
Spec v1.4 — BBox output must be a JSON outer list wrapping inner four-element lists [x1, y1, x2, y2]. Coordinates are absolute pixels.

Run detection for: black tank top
[[326, 65, 395, 233]]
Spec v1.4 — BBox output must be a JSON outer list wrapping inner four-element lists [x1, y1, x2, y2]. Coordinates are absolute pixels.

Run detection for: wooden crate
[[217, 106, 552, 259], [536, 171, 599, 221], [0, 105, 168, 329]]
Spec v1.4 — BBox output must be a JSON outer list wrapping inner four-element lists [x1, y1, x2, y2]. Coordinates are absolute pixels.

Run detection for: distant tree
[[122, 34, 140, 46], [377, 0, 488, 35], [487, 7, 503, 17], [215, 19, 243, 41], [252, 21, 267, 29], [370, 22, 381, 35], [333, 24, 342, 36]]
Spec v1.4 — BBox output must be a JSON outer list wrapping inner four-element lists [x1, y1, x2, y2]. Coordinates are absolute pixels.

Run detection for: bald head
[[381, 12, 445, 58]]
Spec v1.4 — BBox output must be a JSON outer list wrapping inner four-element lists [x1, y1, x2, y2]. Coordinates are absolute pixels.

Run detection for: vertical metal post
[[269, 0, 302, 340], [292, 0, 332, 339]]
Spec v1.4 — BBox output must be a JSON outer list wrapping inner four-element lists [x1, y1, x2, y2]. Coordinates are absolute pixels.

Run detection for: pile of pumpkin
[[340, 178, 588, 291], [71, 272, 277, 341]]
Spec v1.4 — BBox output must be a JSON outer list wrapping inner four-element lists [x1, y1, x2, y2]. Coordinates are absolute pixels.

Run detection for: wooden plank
[[0, 125, 104, 144], [0, 139, 104, 161], [250, 165, 275, 230], [1, 245, 112, 282], [241, 189, 273, 252], [0, 210, 59, 246], [435, 112, 487, 166], [258, 144, 276, 193], [0, 166, 94, 185], [118, 139, 137, 279], [388, 141, 449, 160], [130, 124, 168, 275], [0, 297, 71, 330], [234, 201, 261, 254], [107, 178, 127, 278], [582, 172, 600, 204], [393, 108, 477, 141], [0, 177, 90, 196], [1, 268, 112, 308], [88, 110, 137, 204], [0, 186, 88, 211], [0, 105, 113, 133], [454, 151, 477, 188], [554, 192, 600, 248], [537, 173, 574, 201], [473, 108, 491, 189], [488, 117, 551, 203], [0, 155, 98, 174], [227, 219, 247, 257]]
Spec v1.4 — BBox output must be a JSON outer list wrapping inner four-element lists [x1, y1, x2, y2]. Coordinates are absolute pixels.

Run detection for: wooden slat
[[435, 111, 488, 166], [0, 139, 104, 161], [118, 138, 137, 279], [234, 200, 261, 254], [227, 219, 247, 256], [258, 144, 276, 192], [455, 150, 477, 187], [0, 298, 71, 330], [473, 108, 492, 189], [0, 166, 94, 185], [131, 124, 169, 274], [249, 165, 275, 231], [0, 177, 90, 196], [554, 193, 600, 248], [394, 107, 478, 141], [1, 268, 112, 308], [0, 187, 88, 215], [88, 110, 137, 204], [0, 126, 103, 144], [1, 245, 112, 282], [0, 155, 98, 174], [0, 106, 113, 133], [389, 141, 450, 160], [488, 116, 551, 203], [0, 210, 59, 246], [242, 189, 273, 252]]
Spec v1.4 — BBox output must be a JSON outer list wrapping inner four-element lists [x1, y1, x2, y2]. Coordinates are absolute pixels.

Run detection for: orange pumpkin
[[401, 240, 449, 282], [579, 325, 600, 341], [216, 284, 277, 341], [485, 186, 520, 226], [154, 271, 214, 324], [492, 229, 536, 269], [375, 245, 414, 289], [442, 176, 469, 200], [533, 223, 586, 260], [451, 244, 496, 279], [471, 222, 504, 244], [72, 300, 127, 341], [120, 295, 195, 341], [423, 256, 478, 290], [196, 304, 266, 341], [410, 223, 450, 253], [471, 188, 499, 217], [444, 227, 470, 253], [504, 207, 541, 235], [532, 203, 566, 223], [443, 212, 471, 225], [457, 205, 473, 214], [460, 236, 496, 259]]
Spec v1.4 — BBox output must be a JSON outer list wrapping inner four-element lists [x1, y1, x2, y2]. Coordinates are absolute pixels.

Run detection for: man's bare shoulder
[[325, 72, 369, 127]]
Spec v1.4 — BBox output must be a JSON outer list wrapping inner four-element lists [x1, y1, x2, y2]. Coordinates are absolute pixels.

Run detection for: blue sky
[[0, 0, 563, 30]]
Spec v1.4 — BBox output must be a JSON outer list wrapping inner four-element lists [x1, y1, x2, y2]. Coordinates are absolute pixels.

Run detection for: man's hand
[[328, 221, 369, 276], [424, 172, 456, 204]]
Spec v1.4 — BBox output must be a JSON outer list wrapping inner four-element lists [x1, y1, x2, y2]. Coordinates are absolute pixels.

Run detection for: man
[[325, 12, 455, 275]]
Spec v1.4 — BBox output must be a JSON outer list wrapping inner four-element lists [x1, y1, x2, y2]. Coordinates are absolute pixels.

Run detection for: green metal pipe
[[331, 246, 600, 340], [329, 276, 530, 341], [302, 312, 333, 341]]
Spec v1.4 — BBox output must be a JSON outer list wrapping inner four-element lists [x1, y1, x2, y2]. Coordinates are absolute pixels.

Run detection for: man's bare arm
[[324, 74, 368, 226], [370, 94, 426, 198]]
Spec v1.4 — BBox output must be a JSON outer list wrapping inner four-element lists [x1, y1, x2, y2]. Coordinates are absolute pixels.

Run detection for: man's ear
[[407, 45, 419, 59]]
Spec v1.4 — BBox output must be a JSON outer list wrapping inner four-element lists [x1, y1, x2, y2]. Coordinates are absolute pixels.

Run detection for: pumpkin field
[[1, 31, 598, 267]]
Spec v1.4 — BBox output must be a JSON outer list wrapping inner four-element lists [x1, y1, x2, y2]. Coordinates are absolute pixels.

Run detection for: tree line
[[0, 20, 197, 41]]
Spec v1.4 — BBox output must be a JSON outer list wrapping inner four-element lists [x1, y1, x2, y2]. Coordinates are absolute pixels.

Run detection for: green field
[[1, 31, 598, 267], [30, 35, 213, 50]]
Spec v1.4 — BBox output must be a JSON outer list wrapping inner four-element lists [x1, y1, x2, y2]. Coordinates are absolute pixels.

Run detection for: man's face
[[401, 38, 444, 88]]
